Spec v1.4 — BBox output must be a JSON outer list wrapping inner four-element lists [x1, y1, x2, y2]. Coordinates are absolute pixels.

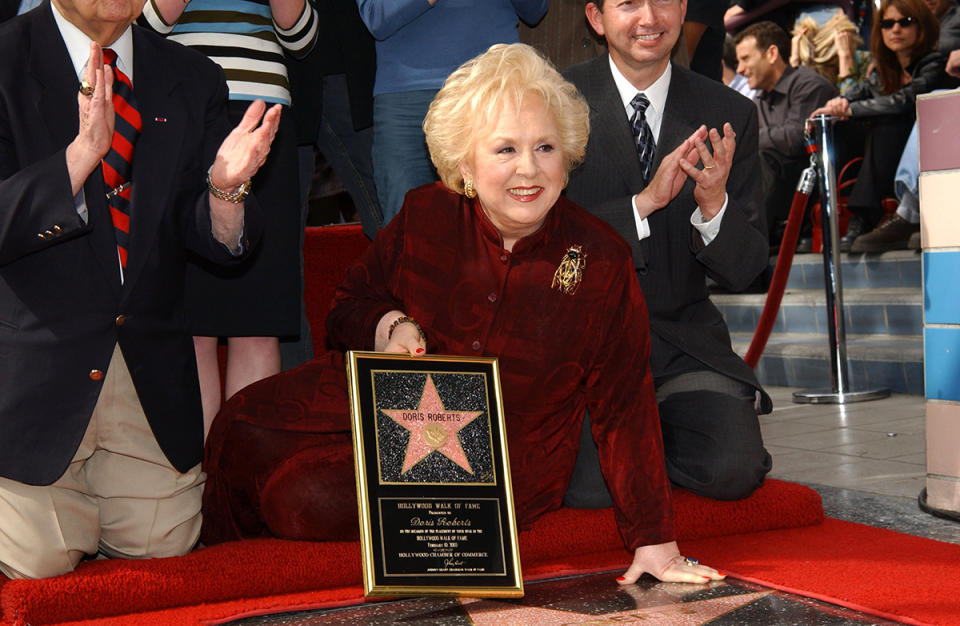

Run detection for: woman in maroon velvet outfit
[[202, 43, 724, 584]]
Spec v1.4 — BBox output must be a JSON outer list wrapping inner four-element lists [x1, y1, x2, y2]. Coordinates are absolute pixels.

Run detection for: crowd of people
[[728, 0, 960, 253], [1, 0, 956, 586]]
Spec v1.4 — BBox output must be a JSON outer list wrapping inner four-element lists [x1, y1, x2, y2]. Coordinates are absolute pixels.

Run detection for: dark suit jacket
[[0, 3, 262, 485], [0, 0, 19, 23], [518, 0, 604, 71], [564, 57, 771, 411]]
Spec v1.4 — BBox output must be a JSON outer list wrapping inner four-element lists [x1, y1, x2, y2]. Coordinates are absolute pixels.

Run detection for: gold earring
[[464, 179, 477, 198]]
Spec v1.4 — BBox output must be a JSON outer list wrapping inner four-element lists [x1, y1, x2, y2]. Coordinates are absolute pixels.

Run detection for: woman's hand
[[375, 311, 427, 356], [836, 31, 854, 77], [947, 49, 960, 78], [810, 96, 850, 120], [618, 541, 725, 585]]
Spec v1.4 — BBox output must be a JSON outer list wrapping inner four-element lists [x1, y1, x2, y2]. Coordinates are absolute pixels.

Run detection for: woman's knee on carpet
[[659, 390, 771, 500], [562, 411, 613, 509], [260, 444, 359, 541], [203, 418, 356, 541]]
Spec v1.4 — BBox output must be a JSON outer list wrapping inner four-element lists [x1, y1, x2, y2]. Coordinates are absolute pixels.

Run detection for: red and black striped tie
[[101, 48, 141, 269]]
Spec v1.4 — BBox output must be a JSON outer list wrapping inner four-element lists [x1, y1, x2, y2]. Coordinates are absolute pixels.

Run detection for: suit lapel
[[30, 6, 79, 166], [29, 4, 122, 291], [122, 26, 186, 293], [653, 67, 702, 172], [584, 56, 646, 196]]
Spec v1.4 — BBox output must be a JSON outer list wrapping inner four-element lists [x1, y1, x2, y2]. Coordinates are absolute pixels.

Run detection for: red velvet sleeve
[[586, 255, 676, 550]]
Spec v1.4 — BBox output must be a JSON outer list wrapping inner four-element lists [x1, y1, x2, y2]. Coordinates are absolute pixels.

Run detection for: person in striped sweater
[[140, 0, 319, 438]]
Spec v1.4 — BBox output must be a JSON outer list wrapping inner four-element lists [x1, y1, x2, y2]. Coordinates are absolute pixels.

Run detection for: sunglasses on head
[[880, 16, 916, 29]]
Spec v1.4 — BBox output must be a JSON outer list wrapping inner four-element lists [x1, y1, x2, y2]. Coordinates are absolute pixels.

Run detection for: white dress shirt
[[607, 56, 727, 245]]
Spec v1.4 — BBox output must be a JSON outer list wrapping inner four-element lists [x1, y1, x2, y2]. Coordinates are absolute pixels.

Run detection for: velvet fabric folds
[[202, 182, 674, 551]]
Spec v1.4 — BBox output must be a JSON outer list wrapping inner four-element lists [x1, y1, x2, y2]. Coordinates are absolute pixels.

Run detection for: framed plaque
[[346, 351, 523, 598]]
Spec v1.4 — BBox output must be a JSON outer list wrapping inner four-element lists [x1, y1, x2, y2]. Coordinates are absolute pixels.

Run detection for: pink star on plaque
[[382, 375, 482, 475]]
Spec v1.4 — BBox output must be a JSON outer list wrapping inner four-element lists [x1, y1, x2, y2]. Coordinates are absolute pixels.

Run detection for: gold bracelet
[[388, 315, 425, 342], [206, 172, 251, 203]]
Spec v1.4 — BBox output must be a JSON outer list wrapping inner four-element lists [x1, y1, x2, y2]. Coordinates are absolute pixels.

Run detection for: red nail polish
[[416, 348, 424, 354], [616, 576, 625, 582], [717, 571, 727, 577]]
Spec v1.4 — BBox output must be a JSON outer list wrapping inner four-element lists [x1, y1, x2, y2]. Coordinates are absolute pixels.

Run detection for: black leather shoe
[[839, 214, 867, 252]]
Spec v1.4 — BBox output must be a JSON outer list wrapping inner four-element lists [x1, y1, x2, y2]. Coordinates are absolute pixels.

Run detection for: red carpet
[[2, 481, 957, 625], [5, 230, 950, 624], [0, 480, 822, 625], [687, 518, 960, 626]]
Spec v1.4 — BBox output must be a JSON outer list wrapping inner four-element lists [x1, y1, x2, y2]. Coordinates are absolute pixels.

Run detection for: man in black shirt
[[735, 20, 836, 246]]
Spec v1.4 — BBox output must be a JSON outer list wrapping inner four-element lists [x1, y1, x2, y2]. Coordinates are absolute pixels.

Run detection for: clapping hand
[[633, 125, 707, 220], [680, 123, 735, 220], [208, 100, 282, 192], [66, 42, 115, 194]]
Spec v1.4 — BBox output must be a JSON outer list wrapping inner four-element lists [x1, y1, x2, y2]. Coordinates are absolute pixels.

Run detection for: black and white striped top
[[141, 0, 318, 105]]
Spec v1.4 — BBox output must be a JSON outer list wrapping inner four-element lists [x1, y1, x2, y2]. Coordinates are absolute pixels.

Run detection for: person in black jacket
[[846, 0, 960, 252], [811, 0, 948, 251]]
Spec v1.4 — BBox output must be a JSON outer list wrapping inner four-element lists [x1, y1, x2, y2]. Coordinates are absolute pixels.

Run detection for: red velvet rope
[[744, 187, 812, 368]]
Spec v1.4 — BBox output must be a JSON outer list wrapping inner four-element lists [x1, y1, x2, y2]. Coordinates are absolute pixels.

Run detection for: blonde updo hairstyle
[[792, 12, 862, 85], [423, 43, 590, 195]]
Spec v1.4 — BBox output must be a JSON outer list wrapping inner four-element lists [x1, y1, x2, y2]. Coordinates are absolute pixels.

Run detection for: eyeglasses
[[879, 16, 916, 29]]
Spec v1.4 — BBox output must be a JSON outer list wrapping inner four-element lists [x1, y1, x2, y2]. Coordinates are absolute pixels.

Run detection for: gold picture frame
[[346, 351, 523, 598]]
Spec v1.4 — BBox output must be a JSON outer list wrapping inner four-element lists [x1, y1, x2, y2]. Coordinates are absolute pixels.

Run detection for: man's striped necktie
[[630, 93, 655, 187], [101, 48, 141, 269]]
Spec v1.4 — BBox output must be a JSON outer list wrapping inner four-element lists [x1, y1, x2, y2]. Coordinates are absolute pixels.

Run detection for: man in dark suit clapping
[[563, 0, 772, 516]]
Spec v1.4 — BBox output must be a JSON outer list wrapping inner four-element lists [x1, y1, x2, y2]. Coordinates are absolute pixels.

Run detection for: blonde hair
[[423, 43, 590, 195], [792, 13, 862, 84]]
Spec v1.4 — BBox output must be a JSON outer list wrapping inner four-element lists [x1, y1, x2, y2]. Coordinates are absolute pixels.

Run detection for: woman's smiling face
[[459, 93, 566, 249]]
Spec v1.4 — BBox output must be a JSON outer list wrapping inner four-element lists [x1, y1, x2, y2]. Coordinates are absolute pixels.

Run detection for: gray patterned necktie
[[630, 93, 655, 186]]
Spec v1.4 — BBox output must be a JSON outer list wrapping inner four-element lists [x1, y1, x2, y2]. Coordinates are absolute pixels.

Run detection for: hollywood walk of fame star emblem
[[459, 589, 771, 625], [381, 374, 483, 475]]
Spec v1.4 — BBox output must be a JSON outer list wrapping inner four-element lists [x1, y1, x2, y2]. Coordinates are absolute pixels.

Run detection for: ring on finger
[[684, 557, 699, 567], [703, 164, 716, 170], [79, 80, 94, 97]]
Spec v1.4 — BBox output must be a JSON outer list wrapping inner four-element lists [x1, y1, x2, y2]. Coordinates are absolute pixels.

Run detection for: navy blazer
[[564, 57, 771, 411], [0, 2, 262, 485]]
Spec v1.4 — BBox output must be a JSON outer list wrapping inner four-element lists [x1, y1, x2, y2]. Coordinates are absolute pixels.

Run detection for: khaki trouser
[[0, 344, 204, 579]]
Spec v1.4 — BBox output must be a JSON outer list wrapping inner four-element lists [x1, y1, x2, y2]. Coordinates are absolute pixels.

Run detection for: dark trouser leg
[[846, 115, 914, 227], [656, 371, 770, 500], [316, 73, 383, 239], [562, 410, 613, 509], [760, 149, 808, 230], [278, 146, 316, 372]]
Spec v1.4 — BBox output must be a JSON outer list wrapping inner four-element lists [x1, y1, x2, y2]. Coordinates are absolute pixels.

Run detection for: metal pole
[[793, 115, 889, 404]]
